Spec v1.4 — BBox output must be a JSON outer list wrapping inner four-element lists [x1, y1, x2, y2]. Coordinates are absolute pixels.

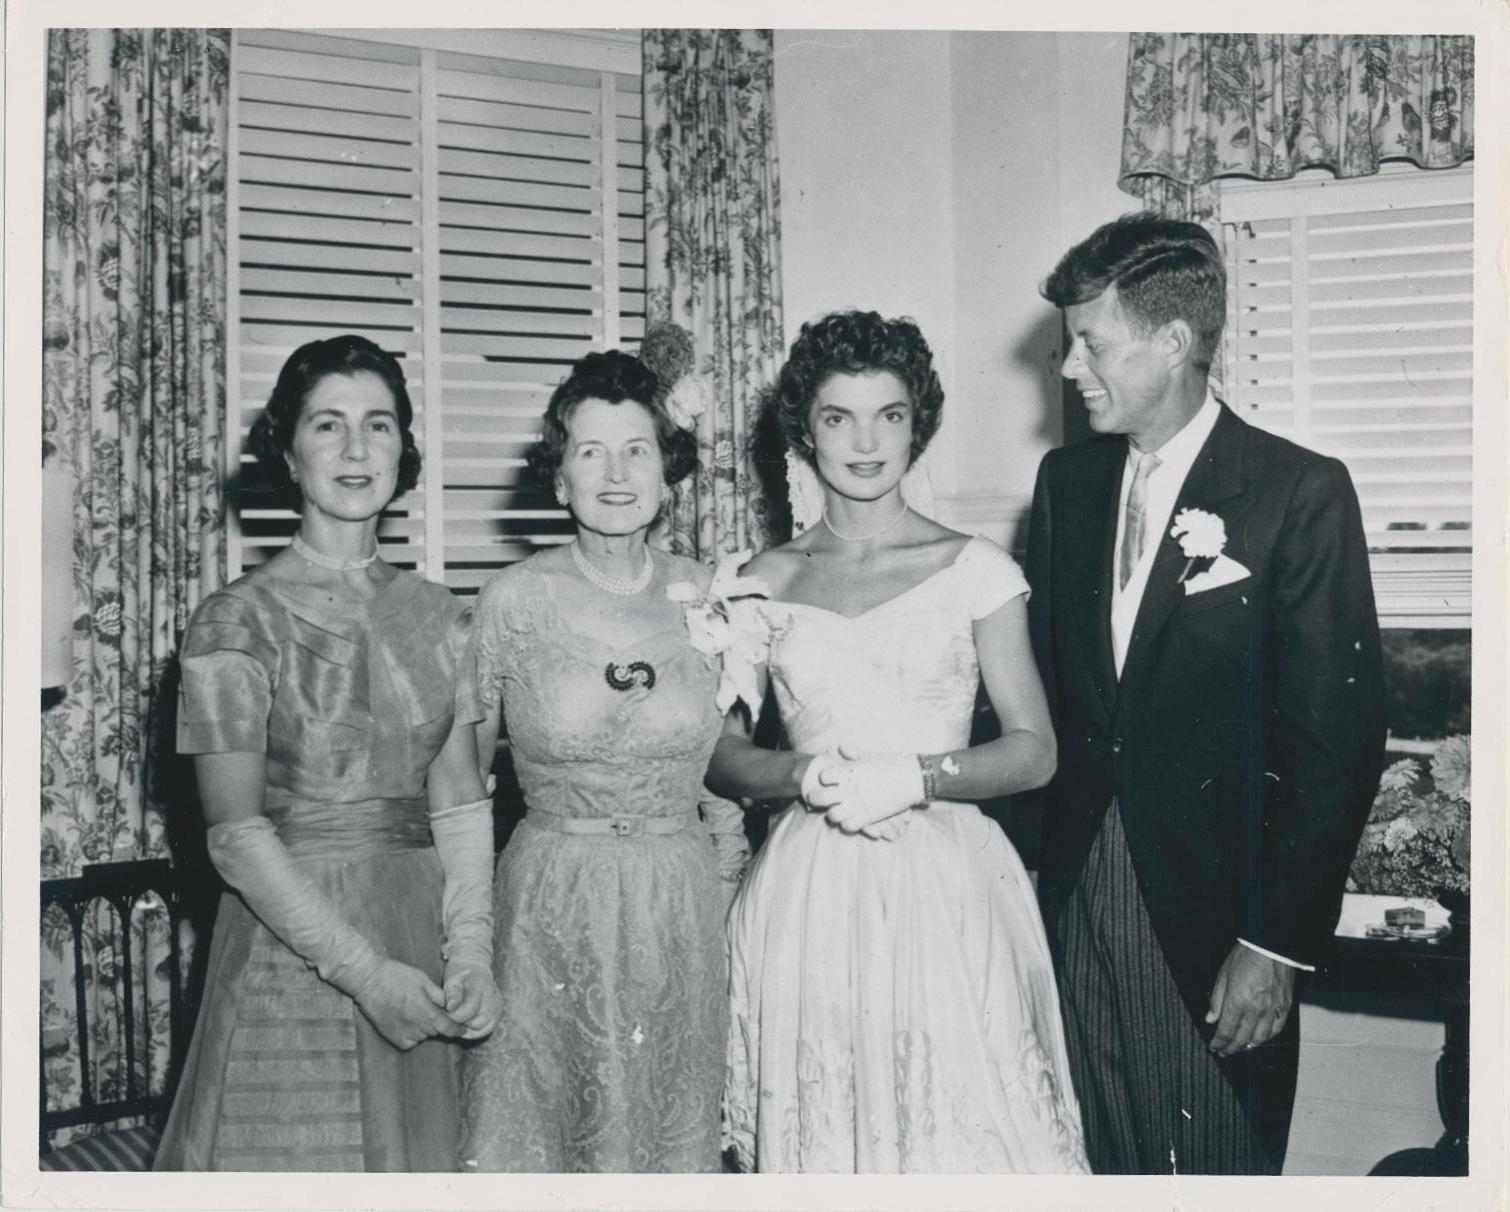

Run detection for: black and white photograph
[[3, 2, 1505, 1210]]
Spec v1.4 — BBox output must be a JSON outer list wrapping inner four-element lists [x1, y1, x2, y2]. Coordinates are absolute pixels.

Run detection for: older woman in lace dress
[[457, 350, 748, 1172]]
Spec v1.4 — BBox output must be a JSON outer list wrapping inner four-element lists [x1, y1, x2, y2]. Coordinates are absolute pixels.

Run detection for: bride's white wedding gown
[[724, 536, 1089, 1173]]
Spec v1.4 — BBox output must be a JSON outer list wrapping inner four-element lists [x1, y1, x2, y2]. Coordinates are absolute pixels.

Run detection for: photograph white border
[[4, 1, 1505, 1209]]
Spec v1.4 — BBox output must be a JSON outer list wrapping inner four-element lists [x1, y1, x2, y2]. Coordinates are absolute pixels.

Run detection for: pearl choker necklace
[[291, 533, 378, 571], [822, 502, 910, 543], [570, 539, 654, 596]]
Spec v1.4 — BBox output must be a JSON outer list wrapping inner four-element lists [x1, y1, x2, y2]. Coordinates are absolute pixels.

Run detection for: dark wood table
[[1303, 926, 1469, 1175]]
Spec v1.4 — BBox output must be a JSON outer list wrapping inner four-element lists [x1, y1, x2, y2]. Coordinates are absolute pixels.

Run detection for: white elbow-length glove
[[208, 816, 459, 1050], [428, 796, 502, 1040]]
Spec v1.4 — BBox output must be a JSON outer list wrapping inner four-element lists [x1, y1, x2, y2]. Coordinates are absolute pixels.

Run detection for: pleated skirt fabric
[[154, 848, 461, 1172]]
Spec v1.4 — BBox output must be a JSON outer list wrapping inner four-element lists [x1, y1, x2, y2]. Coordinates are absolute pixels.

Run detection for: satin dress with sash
[[154, 568, 480, 1172]]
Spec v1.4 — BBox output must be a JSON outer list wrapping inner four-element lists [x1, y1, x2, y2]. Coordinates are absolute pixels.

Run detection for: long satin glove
[[428, 797, 501, 1040], [699, 792, 750, 914], [818, 753, 925, 835], [207, 816, 458, 1050]]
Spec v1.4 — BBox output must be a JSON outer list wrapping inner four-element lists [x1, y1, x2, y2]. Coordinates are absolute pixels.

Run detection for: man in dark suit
[[1026, 213, 1386, 1174]]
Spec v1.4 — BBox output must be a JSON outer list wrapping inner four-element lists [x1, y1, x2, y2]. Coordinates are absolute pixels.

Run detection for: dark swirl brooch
[[605, 661, 656, 692]]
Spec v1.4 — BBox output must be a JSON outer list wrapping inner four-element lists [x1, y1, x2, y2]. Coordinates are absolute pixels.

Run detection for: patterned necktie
[[1119, 450, 1161, 590]]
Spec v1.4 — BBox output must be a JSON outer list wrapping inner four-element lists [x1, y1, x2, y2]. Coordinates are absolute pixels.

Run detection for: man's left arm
[[1208, 456, 1386, 1055]]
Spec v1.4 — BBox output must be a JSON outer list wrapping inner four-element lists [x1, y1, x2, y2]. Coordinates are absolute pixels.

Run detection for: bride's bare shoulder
[[742, 534, 817, 599], [909, 512, 970, 548]]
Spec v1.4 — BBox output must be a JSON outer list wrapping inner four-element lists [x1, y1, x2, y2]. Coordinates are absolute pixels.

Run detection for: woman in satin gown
[[155, 336, 500, 1171], [457, 350, 748, 1172], [708, 311, 1090, 1173]]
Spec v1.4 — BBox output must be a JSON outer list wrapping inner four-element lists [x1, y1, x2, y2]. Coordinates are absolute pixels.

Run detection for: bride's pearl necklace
[[570, 539, 654, 596], [291, 532, 378, 571], [822, 501, 910, 543]]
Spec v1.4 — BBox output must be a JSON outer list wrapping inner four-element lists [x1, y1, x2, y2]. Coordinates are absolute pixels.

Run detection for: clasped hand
[[443, 963, 503, 1041], [800, 746, 924, 840], [355, 958, 499, 1050]]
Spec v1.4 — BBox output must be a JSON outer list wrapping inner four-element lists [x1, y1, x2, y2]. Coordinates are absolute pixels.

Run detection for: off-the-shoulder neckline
[[765, 534, 993, 622]]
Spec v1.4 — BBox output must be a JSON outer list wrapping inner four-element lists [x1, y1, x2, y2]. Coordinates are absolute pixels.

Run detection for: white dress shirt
[[1110, 393, 1220, 678], [1108, 393, 1310, 972]]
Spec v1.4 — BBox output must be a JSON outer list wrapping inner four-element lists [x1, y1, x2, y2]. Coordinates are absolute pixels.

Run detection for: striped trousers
[[1052, 803, 1292, 1175]]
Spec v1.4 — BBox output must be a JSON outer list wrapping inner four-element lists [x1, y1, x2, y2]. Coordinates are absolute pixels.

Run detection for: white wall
[[774, 30, 959, 497], [774, 29, 1130, 547]]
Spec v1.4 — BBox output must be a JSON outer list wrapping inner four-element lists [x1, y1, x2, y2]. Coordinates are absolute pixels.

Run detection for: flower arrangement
[[1347, 734, 1470, 900], [666, 552, 770, 714]]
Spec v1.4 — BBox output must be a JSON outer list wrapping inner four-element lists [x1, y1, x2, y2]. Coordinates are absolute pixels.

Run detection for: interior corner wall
[[772, 29, 1130, 547]]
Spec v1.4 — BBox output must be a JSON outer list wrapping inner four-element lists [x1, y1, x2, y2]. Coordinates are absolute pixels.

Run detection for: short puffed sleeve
[[468, 573, 517, 710], [957, 536, 1030, 621], [446, 606, 485, 726], [177, 590, 279, 754]]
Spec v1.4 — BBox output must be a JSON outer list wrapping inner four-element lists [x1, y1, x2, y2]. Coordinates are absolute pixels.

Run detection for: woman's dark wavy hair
[[527, 349, 698, 490], [774, 310, 944, 467], [248, 335, 422, 496], [1040, 212, 1226, 373]]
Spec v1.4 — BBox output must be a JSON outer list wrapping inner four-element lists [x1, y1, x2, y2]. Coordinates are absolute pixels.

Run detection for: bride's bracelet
[[916, 753, 962, 805], [916, 754, 938, 804]]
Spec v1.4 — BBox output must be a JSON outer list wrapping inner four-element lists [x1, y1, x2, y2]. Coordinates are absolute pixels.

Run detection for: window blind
[[1219, 169, 1473, 626], [229, 29, 645, 594]]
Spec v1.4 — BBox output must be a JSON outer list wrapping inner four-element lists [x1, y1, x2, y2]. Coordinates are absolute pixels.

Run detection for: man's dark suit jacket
[[1026, 404, 1386, 1030]]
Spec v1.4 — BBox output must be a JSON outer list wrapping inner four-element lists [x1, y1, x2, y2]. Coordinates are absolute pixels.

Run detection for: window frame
[[1216, 164, 1474, 630], [225, 27, 644, 596]]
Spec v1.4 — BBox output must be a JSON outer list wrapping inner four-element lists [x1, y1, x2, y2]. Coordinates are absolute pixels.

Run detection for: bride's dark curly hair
[[774, 310, 944, 468], [527, 349, 699, 489]]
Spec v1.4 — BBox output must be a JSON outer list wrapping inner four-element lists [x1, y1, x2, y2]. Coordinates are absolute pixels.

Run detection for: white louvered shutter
[[1220, 168, 1473, 626], [228, 29, 644, 595], [431, 48, 645, 592]]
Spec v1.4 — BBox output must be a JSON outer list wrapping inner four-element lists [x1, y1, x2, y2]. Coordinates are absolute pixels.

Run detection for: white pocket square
[[1184, 553, 1251, 595]]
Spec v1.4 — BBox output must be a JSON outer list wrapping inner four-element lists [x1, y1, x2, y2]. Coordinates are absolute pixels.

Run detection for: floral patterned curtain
[[1120, 33, 1475, 223], [40, 28, 229, 1139], [643, 29, 785, 560]]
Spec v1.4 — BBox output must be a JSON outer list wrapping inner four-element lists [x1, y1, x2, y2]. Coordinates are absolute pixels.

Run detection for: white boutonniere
[[667, 551, 769, 713], [1170, 507, 1250, 595], [1170, 507, 1226, 583]]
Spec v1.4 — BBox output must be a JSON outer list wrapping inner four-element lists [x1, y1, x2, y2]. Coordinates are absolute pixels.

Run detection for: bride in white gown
[[708, 310, 1088, 1174]]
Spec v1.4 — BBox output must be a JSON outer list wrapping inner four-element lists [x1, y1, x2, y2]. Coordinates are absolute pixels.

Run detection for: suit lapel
[[1119, 406, 1249, 693], [1065, 438, 1125, 721]]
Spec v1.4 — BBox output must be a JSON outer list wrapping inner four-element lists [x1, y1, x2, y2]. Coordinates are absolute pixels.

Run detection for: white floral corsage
[[1170, 507, 1227, 583], [667, 551, 770, 714], [665, 374, 711, 430]]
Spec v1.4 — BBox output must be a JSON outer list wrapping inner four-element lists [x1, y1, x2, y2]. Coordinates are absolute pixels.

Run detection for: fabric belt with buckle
[[524, 808, 698, 838]]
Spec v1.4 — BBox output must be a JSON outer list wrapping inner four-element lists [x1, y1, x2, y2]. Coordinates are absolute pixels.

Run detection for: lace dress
[[155, 570, 478, 1172], [724, 537, 1089, 1173], [458, 553, 737, 1172]]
